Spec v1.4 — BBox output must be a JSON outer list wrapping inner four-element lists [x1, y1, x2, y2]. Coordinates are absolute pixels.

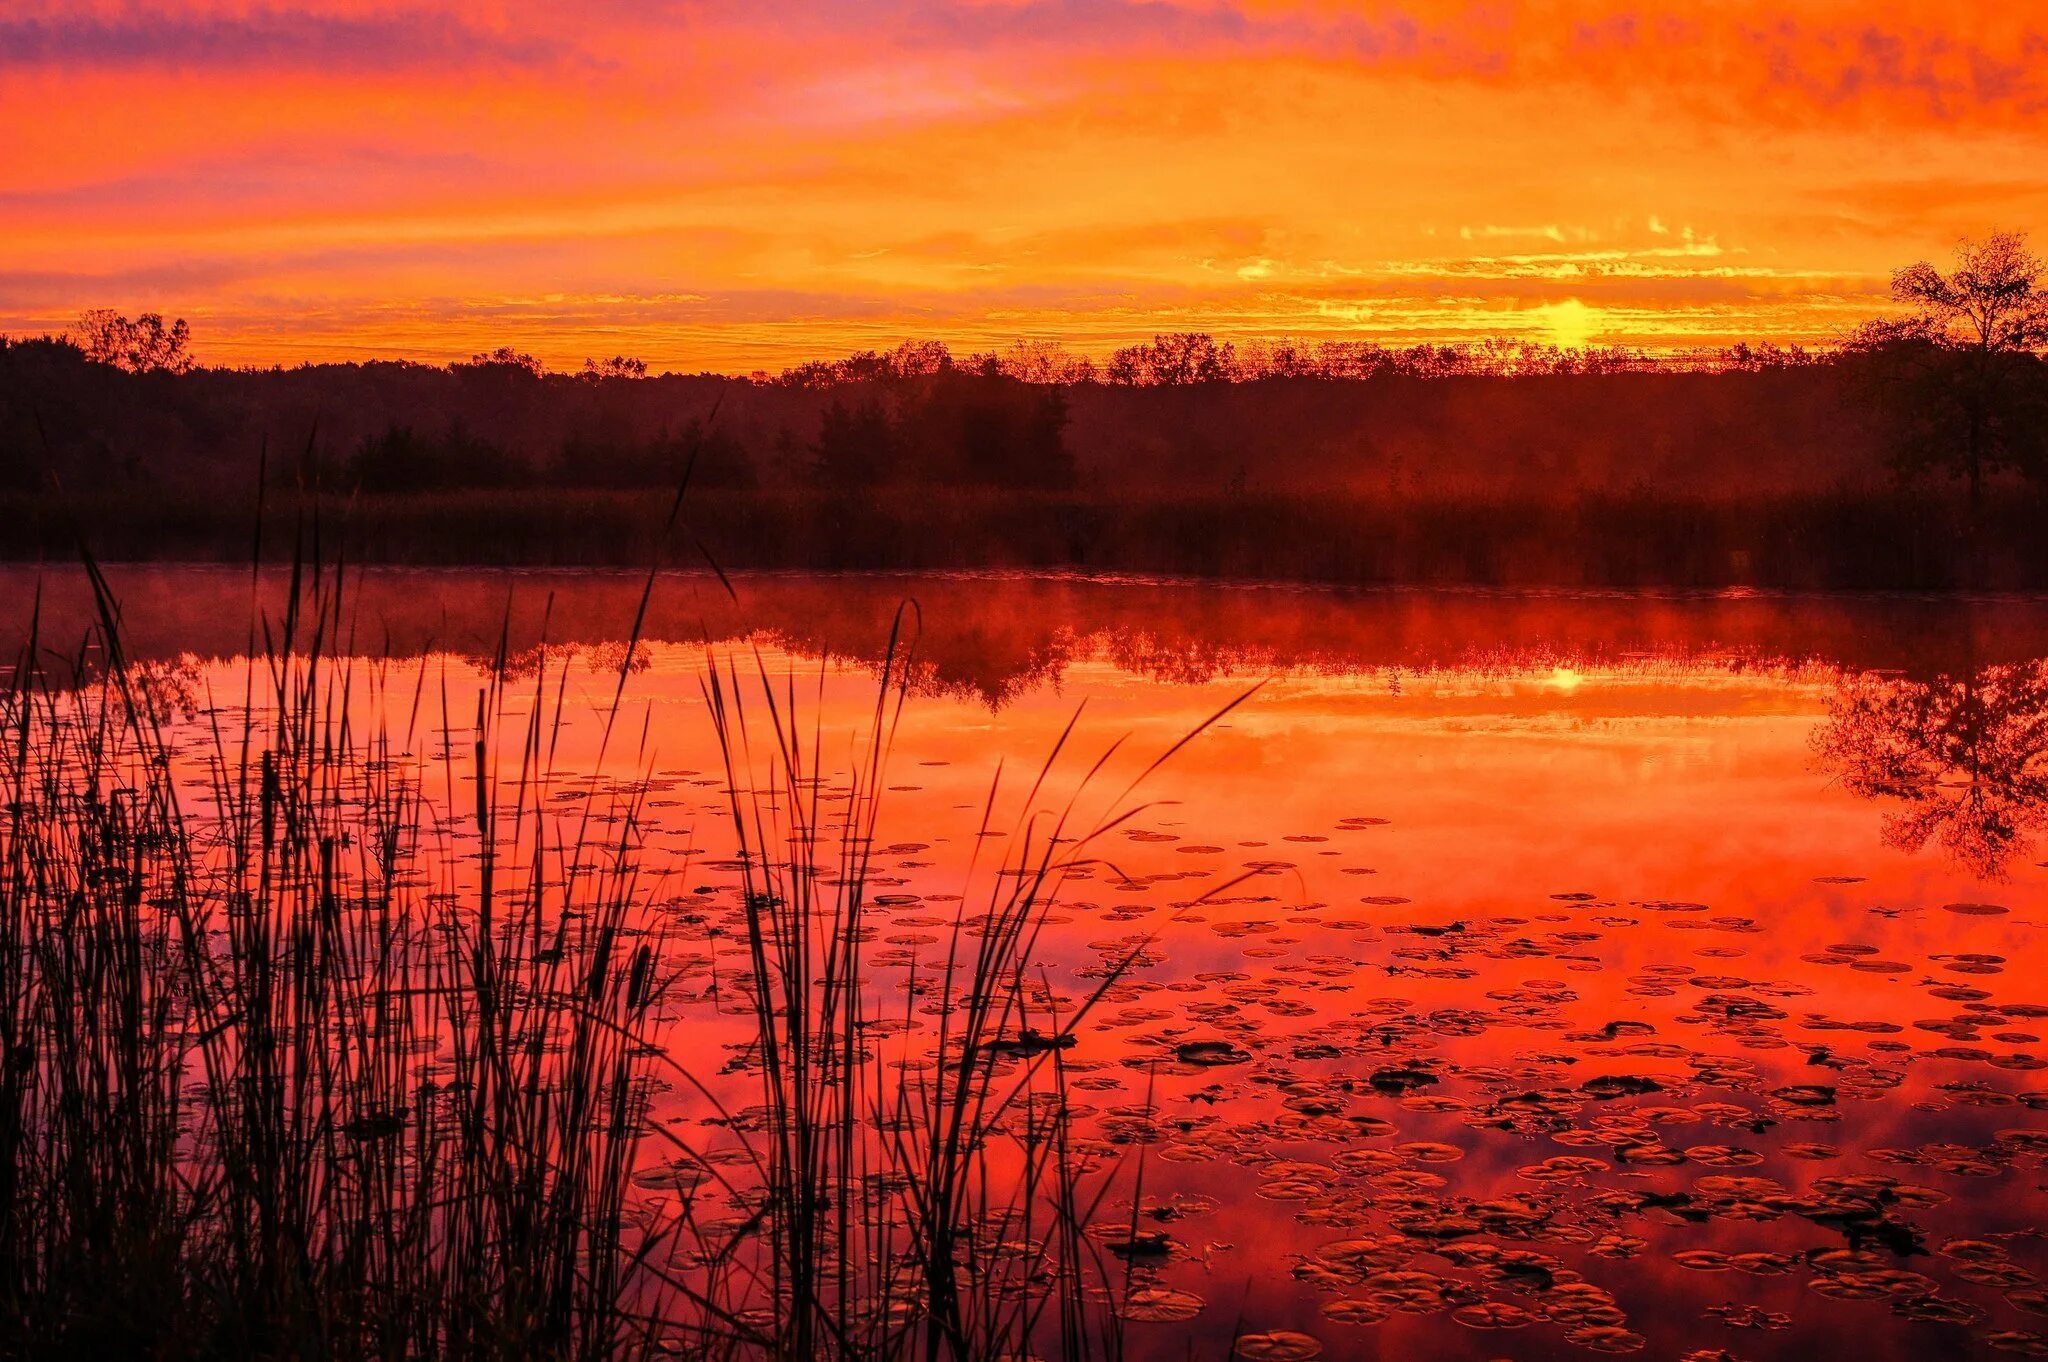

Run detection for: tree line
[[20, 313, 1815, 388], [3, 232, 2043, 501]]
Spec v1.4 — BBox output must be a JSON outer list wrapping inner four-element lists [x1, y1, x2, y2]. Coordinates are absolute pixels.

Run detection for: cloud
[[660, 2, 2048, 120], [1, 1, 2038, 367], [0, 7, 575, 73]]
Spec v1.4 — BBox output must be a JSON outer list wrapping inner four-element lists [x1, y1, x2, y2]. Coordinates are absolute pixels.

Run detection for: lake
[[7, 565, 2047, 1361]]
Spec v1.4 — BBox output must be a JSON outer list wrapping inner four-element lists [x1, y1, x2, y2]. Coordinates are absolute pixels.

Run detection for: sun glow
[[1537, 299, 1601, 350], [0, 2, 2040, 369]]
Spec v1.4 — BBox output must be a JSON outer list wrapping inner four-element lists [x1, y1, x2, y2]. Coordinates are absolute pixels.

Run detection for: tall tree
[[1853, 233, 2048, 509], [812, 397, 898, 488]]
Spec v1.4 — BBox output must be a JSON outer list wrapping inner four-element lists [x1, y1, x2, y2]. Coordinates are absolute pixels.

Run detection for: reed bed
[[0, 548, 1231, 1360]]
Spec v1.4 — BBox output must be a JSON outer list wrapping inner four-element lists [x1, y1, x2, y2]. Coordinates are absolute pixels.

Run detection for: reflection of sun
[[1537, 298, 1599, 348], [1546, 666, 1585, 693]]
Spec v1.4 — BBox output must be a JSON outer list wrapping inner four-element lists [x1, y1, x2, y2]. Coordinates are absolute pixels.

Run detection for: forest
[[0, 330, 1911, 500], [3, 277, 2045, 588]]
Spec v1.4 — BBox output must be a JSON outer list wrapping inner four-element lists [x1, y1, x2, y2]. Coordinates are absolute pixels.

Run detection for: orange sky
[[3, 1, 2045, 372]]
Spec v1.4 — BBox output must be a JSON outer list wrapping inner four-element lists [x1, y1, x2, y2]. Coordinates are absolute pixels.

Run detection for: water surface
[[20, 566, 2048, 1361]]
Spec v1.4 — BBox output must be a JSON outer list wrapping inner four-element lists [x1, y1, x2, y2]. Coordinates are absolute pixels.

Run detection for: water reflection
[[1815, 663, 2048, 878], [16, 566, 2048, 884], [11, 566, 2048, 1359], [13, 565, 2048, 701]]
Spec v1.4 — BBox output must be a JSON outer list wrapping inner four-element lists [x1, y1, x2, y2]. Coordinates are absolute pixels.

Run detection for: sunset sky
[[4, 1, 2045, 372]]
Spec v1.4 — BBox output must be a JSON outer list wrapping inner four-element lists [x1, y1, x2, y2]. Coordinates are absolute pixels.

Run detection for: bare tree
[[74, 309, 195, 373]]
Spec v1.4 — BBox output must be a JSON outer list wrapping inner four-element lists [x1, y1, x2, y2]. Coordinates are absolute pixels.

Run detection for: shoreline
[[2, 486, 2042, 592]]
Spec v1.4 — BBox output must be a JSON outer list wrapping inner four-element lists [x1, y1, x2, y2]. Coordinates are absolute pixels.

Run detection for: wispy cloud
[[0, 7, 576, 72], [0, 1, 2039, 366]]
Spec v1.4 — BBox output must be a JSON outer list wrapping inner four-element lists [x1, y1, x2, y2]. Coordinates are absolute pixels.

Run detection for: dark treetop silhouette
[[4, 235, 2047, 586], [1847, 233, 2048, 511]]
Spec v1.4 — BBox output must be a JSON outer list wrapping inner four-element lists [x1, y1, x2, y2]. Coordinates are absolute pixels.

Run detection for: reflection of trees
[[1814, 661, 2048, 878]]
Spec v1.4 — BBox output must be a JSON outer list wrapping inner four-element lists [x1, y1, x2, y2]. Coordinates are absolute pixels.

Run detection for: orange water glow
[[67, 566, 2048, 1359]]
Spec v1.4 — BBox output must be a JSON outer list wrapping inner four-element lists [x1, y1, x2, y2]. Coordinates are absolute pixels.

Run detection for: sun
[[1536, 298, 1601, 349]]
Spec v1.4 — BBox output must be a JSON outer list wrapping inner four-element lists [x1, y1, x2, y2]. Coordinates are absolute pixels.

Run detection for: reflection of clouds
[[1813, 661, 2048, 880]]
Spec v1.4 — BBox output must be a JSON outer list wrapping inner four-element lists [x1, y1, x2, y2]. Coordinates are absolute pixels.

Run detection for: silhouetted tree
[[1813, 660, 2048, 878], [459, 347, 544, 375], [896, 374, 1074, 488], [980, 382, 1072, 488], [1851, 232, 2048, 508], [0, 327, 1990, 514], [1307, 341, 1399, 380], [350, 421, 528, 492], [0, 337, 80, 488], [886, 339, 953, 378], [547, 418, 755, 489], [813, 397, 898, 488], [677, 420, 758, 490], [778, 342, 955, 389], [1107, 333, 1235, 385], [1723, 341, 1817, 372], [74, 309, 194, 374], [349, 424, 431, 492], [581, 356, 648, 380], [991, 340, 1097, 385]]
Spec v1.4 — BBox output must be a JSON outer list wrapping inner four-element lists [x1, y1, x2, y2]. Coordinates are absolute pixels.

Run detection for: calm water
[[17, 566, 2048, 1360]]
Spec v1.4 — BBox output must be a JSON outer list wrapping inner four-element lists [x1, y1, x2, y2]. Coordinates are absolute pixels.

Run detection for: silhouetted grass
[[679, 609, 1257, 1360], [0, 550, 676, 1360], [0, 538, 1238, 1358], [1, 486, 2042, 588]]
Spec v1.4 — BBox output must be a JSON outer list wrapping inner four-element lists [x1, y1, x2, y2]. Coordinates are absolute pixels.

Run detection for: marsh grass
[[0, 532, 1248, 1359], [680, 609, 1256, 1361], [0, 542, 676, 1360]]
